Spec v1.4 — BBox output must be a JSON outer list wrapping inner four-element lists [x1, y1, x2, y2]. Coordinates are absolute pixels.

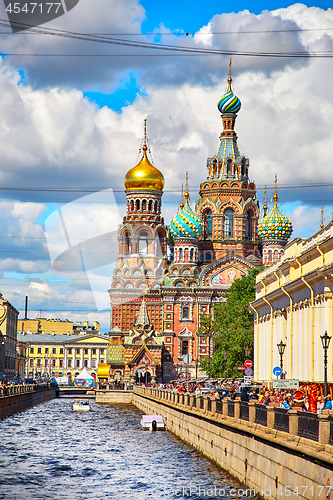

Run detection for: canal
[[0, 398, 258, 500]]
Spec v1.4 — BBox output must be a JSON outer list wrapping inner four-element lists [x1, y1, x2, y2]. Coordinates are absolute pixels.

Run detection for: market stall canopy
[[74, 367, 94, 387]]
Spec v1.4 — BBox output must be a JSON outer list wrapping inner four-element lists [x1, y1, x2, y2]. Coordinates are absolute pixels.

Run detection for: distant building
[[17, 318, 100, 336], [252, 221, 333, 383], [17, 332, 109, 380], [0, 294, 19, 381]]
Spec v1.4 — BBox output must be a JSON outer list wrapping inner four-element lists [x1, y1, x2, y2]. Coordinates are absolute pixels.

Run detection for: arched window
[[204, 210, 213, 239], [268, 250, 272, 263], [179, 248, 183, 261], [245, 212, 252, 240], [227, 159, 232, 175], [142, 200, 146, 211], [190, 248, 194, 262], [139, 231, 148, 255], [224, 209, 234, 239], [148, 200, 152, 212], [130, 200, 134, 212], [135, 199, 140, 211], [123, 231, 130, 254], [154, 201, 158, 213], [274, 249, 279, 263]]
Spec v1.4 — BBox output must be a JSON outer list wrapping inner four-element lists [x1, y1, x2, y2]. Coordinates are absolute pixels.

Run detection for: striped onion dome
[[170, 194, 202, 239], [217, 90, 241, 114], [258, 204, 293, 241]]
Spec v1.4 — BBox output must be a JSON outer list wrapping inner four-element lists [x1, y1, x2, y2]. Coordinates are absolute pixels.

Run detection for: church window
[[124, 231, 130, 254], [182, 307, 189, 319], [181, 340, 189, 356], [130, 200, 134, 211], [274, 249, 279, 263], [139, 231, 148, 254], [148, 200, 152, 212], [224, 210, 234, 239], [227, 159, 232, 175], [241, 159, 246, 177], [268, 250, 272, 263], [142, 200, 146, 211], [204, 210, 213, 239], [179, 248, 183, 261], [154, 201, 158, 213], [245, 212, 252, 240], [135, 199, 140, 211]]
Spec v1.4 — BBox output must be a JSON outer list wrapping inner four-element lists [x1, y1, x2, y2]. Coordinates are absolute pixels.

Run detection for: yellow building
[[17, 318, 100, 335], [252, 221, 333, 383], [0, 294, 19, 381], [17, 333, 109, 380]]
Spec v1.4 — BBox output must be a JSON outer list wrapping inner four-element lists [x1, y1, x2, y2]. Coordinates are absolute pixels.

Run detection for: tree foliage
[[198, 267, 262, 378]]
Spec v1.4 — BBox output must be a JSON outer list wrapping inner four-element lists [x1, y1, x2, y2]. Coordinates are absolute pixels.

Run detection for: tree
[[199, 267, 262, 378]]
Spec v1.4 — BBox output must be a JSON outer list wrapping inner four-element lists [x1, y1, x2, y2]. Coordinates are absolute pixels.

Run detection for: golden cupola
[[124, 142, 164, 192]]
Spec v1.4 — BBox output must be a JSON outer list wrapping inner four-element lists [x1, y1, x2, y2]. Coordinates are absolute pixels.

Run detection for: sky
[[0, 0, 333, 331]]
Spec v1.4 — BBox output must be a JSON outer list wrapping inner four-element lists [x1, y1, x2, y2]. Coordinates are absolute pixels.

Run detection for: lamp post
[[277, 340, 286, 379], [223, 352, 228, 380], [244, 346, 251, 359], [320, 330, 331, 397]]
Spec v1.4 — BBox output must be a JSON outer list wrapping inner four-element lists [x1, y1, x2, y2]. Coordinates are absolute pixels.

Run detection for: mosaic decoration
[[107, 344, 125, 363], [170, 200, 202, 239], [258, 205, 293, 241], [217, 91, 241, 114]]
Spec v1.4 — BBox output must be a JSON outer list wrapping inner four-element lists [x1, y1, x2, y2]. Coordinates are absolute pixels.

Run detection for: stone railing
[[0, 383, 52, 398], [135, 387, 333, 447]]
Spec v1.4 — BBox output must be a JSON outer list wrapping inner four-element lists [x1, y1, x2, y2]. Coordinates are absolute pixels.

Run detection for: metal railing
[[298, 411, 319, 442], [274, 408, 289, 433], [0, 383, 52, 398], [207, 398, 212, 412], [228, 400, 235, 417], [216, 400, 222, 414], [239, 402, 249, 421], [255, 404, 267, 426], [199, 397, 204, 410]]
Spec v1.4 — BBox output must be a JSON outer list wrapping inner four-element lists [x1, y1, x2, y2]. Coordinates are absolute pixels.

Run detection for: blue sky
[[0, 0, 333, 330]]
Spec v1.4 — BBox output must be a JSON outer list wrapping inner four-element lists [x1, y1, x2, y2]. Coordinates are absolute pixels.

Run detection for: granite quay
[[96, 387, 333, 500], [0, 382, 56, 419]]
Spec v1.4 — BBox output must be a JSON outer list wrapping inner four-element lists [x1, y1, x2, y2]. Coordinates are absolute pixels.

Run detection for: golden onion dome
[[124, 145, 164, 191]]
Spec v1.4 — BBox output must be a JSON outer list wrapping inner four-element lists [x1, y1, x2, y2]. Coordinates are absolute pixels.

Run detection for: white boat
[[140, 414, 165, 431], [72, 399, 90, 411]]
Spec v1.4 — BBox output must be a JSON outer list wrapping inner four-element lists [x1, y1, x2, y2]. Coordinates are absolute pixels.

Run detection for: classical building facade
[[107, 67, 286, 383], [17, 318, 100, 336], [251, 222, 333, 383], [0, 294, 19, 381]]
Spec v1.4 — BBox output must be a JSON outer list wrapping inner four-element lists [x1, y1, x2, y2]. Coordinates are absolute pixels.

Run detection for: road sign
[[273, 366, 282, 377], [183, 355, 192, 364], [244, 359, 253, 368], [244, 367, 253, 376], [244, 376, 252, 384], [137, 369, 142, 374], [237, 366, 245, 370], [272, 379, 299, 390]]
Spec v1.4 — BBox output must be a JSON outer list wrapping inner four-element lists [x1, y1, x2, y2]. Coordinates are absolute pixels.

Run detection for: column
[[104, 348, 107, 363], [89, 348, 92, 369], [80, 348, 84, 368], [97, 349, 100, 365], [64, 347, 67, 369]]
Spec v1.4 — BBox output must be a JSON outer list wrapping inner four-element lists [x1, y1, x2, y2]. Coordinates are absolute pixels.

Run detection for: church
[[104, 65, 293, 384]]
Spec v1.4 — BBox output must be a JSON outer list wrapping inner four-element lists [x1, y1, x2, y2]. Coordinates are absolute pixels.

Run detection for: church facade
[[106, 68, 293, 383]]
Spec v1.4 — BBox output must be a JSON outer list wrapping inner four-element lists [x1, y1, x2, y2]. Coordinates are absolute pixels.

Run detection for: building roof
[[16, 333, 108, 344]]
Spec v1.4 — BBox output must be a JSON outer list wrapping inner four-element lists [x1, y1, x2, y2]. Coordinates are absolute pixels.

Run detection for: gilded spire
[[179, 183, 184, 209], [263, 185, 268, 217], [184, 171, 190, 205], [227, 57, 232, 92], [320, 205, 324, 230], [273, 174, 279, 207]]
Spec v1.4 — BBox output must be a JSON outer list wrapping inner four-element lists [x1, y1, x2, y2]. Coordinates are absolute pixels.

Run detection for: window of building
[[59, 360, 63, 368], [52, 360, 56, 367], [30, 347, 34, 354], [30, 359, 33, 367], [139, 231, 148, 254], [37, 359, 41, 366], [181, 340, 189, 356], [84, 349, 88, 355], [52, 348, 56, 354], [224, 209, 234, 239], [60, 348, 63, 354], [68, 359, 72, 367], [92, 359, 96, 368], [68, 348, 72, 355], [76, 349, 80, 355], [92, 349, 96, 355], [45, 348, 49, 354], [245, 212, 251, 240], [100, 349, 104, 355], [84, 360, 88, 367], [182, 307, 189, 319], [76, 360, 80, 367], [37, 348, 41, 354]]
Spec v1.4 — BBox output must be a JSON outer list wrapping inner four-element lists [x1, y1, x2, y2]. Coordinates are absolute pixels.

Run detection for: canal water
[[0, 398, 258, 500]]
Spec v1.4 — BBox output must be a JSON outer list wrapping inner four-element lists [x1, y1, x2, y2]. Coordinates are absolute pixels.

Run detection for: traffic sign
[[244, 376, 252, 384], [244, 367, 253, 376], [244, 359, 253, 368], [272, 379, 299, 389], [273, 366, 282, 377], [237, 366, 245, 370]]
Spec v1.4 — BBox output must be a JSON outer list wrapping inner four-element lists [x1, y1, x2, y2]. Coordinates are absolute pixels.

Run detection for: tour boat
[[140, 414, 165, 431], [72, 399, 91, 412]]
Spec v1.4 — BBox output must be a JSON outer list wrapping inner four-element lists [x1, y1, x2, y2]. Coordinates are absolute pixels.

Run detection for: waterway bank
[[0, 385, 56, 420]]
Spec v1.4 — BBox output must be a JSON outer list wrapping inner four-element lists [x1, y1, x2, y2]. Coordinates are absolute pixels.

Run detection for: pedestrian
[[308, 384, 318, 413], [240, 386, 249, 402], [324, 394, 332, 410]]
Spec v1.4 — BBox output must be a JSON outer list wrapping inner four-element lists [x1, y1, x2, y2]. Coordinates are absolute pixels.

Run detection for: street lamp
[[320, 330, 331, 397], [244, 346, 251, 359], [223, 352, 228, 380], [277, 340, 286, 379]]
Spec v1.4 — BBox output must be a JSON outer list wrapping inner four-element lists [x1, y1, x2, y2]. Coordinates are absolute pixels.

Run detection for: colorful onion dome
[[217, 90, 241, 114], [258, 204, 293, 241], [170, 193, 202, 239], [125, 144, 164, 191]]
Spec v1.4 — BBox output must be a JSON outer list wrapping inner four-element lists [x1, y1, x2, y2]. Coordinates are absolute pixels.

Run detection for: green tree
[[198, 267, 262, 378]]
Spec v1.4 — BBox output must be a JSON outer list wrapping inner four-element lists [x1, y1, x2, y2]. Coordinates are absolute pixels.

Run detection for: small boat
[[140, 414, 165, 431], [73, 399, 90, 412]]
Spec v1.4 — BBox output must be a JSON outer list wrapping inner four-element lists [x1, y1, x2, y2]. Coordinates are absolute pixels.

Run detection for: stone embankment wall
[[0, 385, 56, 419], [97, 388, 333, 500], [96, 390, 133, 404]]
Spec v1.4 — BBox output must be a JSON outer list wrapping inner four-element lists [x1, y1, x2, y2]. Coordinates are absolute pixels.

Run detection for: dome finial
[[179, 183, 184, 210], [273, 174, 279, 207], [263, 185, 268, 217], [320, 205, 324, 229], [227, 57, 233, 92], [184, 171, 190, 205]]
